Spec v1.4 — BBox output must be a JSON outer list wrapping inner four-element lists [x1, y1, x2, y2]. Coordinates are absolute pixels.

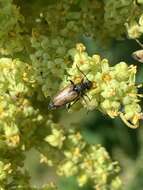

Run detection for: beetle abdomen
[[53, 88, 78, 107], [48, 84, 78, 109]]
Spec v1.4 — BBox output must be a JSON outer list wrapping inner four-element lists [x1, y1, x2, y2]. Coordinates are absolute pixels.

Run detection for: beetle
[[132, 39, 143, 63], [48, 65, 92, 110]]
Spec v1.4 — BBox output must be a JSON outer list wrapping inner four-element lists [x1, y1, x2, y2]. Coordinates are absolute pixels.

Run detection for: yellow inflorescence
[[62, 43, 143, 128]]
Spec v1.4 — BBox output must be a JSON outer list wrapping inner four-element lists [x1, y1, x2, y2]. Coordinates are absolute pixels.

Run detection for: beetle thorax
[[74, 80, 92, 93]]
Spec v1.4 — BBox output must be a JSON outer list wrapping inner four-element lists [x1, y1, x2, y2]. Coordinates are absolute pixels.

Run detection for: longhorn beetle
[[48, 65, 92, 110], [132, 39, 143, 63]]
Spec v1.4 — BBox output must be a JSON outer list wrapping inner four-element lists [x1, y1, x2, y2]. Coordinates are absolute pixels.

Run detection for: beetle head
[[84, 80, 92, 89], [48, 102, 55, 110]]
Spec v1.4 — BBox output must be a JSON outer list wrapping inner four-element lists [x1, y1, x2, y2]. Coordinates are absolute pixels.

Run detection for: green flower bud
[[77, 174, 88, 187], [137, 0, 143, 5], [122, 96, 133, 105], [0, 162, 12, 181], [101, 59, 110, 73], [124, 103, 141, 120], [114, 62, 129, 81], [101, 99, 112, 110], [45, 128, 65, 149], [4, 124, 19, 137]]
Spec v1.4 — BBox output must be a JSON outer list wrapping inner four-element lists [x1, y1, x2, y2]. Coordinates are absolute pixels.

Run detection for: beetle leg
[[80, 91, 90, 103], [66, 73, 75, 83], [67, 97, 80, 109], [81, 95, 88, 105], [67, 103, 71, 109], [81, 78, 84, 83], [81, 95, 91, 114], [65, 75, 74, 85], [84, 94, 91, 101], [69, 80, 74, 85]]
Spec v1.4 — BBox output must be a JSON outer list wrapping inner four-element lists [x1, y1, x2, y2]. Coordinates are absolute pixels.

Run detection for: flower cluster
[[0, 0, 25, 55], [104, 0, 138, 39], [30, 35, 70, 98], [42, 126, 122, 190], [0, 57, 121, 189], [0, 41, 141, 190], [62, 44, 143, 128], [0, 58, 43, 189], [126, 13, 143, 39], [41, 183, 58, 190]]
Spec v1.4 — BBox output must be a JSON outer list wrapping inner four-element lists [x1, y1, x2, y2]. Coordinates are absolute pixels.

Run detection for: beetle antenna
[[135, 39, 143, 48], [76, 64, 89, 80]]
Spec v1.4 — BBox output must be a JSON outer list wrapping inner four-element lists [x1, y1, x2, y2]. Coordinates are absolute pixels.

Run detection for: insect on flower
[[48, 65, 92, 110], [132, 39, 143, 63]]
